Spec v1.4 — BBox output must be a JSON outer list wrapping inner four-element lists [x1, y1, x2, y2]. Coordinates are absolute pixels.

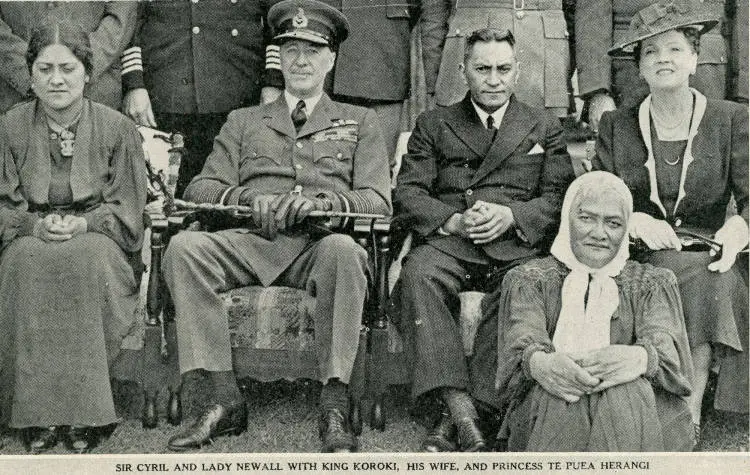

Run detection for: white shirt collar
[[471, 99, 509, 129], [284, 90, 323, 115]]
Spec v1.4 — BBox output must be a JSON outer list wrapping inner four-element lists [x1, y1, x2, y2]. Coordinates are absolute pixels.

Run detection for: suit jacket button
[[231, 28, 239, 37], [466, 189, 473, 196], [674, 218, 682, 227], [296, 142, 303, 148]]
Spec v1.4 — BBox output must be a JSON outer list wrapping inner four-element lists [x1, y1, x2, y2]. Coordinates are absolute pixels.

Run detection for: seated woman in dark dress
[[592, 1, 749, 446], [495, 171, 695, 451], [0, 21, 147, 453]]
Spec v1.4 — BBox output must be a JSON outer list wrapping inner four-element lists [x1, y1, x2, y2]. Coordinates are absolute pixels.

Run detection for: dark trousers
[[155, 112, 228, 199], [395, 244, 531, 399]]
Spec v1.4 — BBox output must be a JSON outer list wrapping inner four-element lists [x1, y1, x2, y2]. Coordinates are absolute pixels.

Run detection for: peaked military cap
[[268, 0, 349, 47]]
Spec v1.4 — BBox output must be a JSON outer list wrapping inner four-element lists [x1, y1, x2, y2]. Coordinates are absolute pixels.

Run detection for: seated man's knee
[[163, 231, 215, 271], [317, 233, 367, 265], [400, 247, 447, 287]]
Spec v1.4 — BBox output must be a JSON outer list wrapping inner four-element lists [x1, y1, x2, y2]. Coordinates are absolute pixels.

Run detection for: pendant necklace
[[47, 109, 82, 158]]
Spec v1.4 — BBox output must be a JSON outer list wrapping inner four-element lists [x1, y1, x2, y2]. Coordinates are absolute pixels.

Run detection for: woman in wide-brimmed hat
[[592, 0, 748, 449]]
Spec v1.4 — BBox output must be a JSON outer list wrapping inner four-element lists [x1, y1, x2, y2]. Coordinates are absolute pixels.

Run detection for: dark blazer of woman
[[592, 94, 748, 234]]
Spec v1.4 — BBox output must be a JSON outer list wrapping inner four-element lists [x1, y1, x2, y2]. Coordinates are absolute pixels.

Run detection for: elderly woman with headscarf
[[493, 171, 695, 452], [591, 1, 749, 446]]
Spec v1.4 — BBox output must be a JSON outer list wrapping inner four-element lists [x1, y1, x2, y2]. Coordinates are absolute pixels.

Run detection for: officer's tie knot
[[292, 100, 307, 132]]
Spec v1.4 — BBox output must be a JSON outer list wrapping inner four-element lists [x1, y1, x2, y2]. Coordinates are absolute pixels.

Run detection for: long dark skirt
[[0, 233, 138, 428], [503, 380, 694, 452], [642, 250, 748, 413]]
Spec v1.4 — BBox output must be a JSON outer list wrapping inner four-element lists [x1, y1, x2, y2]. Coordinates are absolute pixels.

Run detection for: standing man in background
[[0, 1, 137, 113], [121, 0, 283, 198]]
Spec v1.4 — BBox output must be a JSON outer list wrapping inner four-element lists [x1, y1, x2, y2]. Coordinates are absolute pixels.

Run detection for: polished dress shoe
[[63, 426, 100, 454], [421, 412, 457, 452], [25, 426, 58, 454], [319, 409, 357, 452], [455, 417, 486, 452], [168, 401, 247, 451]]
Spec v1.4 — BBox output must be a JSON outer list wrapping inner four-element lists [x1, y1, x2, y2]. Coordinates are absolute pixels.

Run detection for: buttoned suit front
[[0, 1, 137, 113], [162, 94, 392, 383], [392, 93, 574, 400]]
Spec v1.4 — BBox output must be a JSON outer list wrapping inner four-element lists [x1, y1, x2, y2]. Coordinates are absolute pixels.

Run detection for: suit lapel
[[443, 96, 493, 159], [471, 96, 537, 185], [265, 96, 295, 138]]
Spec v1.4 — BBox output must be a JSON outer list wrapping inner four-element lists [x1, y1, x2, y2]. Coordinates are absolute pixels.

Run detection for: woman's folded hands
[[530, 345, 649, 402], [33, 214, 87, 242]]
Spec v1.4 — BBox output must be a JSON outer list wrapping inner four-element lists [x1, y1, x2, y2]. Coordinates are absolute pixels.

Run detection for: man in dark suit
[[393, 28, 574, 452], [161, 0, 391, 453], [0, 1, 137, 113], [120, 0, 283, 198]]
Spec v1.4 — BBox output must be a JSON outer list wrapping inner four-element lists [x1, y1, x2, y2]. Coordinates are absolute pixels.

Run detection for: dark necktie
[[292, 99, 307, 132], [486, 115, 497, 140]]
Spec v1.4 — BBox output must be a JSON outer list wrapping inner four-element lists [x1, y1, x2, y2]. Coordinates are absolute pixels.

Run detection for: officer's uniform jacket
[[121, 0, 283, 115], [327, 0, 449, 102], [0, 1, 137, 113], [394, 93, 574, 263], [576, 0, 747, 103], [184, 93, 392, 285]]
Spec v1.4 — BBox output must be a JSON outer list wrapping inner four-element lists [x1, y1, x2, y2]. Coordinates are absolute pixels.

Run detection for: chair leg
[[142, 388, 158, 429], [350, 395, 363, 436], [167, 385, 182, 426], [369, 393, 385, 432]]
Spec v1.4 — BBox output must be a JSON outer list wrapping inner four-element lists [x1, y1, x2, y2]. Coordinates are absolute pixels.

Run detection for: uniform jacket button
[[192, 26, 200, 34], [674, 218, 682, 227], [466, 189, 473, 196], [231, 29, 239, 37]]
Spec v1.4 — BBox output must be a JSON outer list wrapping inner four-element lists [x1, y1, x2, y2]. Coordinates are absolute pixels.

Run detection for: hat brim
[[607, 18, 718, 56], [274, 31, 331, 46]]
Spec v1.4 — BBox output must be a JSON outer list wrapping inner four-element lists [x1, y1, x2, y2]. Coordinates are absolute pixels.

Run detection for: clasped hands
[[528, 345, 648, 403], [33, 214, 87, 242], [443, 200, 515, 245], [630, 212, 749, 273], [244, 192, 329, 240]]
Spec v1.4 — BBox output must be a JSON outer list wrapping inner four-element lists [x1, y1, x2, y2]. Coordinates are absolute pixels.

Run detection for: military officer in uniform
[[0, 1, 137, 113], [120, 0, 284, 198], [161, 0, 391, 453]]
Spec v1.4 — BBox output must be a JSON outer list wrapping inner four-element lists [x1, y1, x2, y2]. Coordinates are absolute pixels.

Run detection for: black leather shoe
[[319, 409, 357, 452], [456, 417, 486, 452], [167, 401, 247, 451], [421, 412, 457, 452], [25, 426, 58, 454], [63, 426, 100, 454]]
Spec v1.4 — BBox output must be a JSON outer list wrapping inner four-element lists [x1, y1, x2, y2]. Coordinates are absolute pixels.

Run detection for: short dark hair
[[463, 28, 516, 64], [634, 27, 701, 62], [26, 20, 93, 75]]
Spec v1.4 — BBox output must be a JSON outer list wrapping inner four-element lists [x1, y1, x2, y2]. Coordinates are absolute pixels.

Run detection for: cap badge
[[293, 8, 308, 28]]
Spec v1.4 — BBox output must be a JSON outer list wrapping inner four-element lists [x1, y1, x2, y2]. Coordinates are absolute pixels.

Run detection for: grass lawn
[[0, 374, 746, 454]]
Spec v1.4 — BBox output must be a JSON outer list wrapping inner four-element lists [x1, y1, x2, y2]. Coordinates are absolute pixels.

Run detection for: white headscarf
[[550, 171, 633, 358]]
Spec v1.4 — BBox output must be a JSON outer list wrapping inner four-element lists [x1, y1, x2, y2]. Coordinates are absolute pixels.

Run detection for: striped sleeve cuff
[[183, 181, 230, 204], [121, 46, 145, 90], [265, 45, 280, 71]]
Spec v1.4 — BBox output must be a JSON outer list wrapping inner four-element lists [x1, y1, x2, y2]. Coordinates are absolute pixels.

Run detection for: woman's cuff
[[635, 340, 660, 379], [522, 343, 554, 380]]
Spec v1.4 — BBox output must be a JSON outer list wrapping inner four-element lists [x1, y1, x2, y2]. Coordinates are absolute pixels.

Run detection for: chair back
[[137, 126, 183, 204]]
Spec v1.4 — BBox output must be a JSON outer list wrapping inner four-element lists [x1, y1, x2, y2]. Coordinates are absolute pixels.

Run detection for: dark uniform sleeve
[[0, 12, 31, 98], [419, 0, 450, 94], [729, 104, 749, 221], [506, 114, 574, 247], [574, 0, 614, 99], [590, 110, 617, 173], [81, 119, 148, 253], [89, 1, 138, 84]]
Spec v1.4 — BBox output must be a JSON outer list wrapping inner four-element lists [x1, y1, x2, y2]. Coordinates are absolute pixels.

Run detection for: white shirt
[[284, 90, 323, 116], [471, 98, 509, 129]]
